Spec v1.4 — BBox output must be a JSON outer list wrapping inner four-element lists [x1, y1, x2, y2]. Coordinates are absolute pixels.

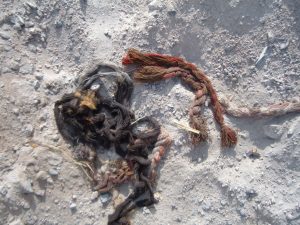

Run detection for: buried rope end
[[221, 125, 238, 148]]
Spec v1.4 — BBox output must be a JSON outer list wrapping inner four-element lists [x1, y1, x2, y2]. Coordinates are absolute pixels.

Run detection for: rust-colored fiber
[[189, 85, 209, 144], [123, 48, 237, 147], [133, 66, 185, 82], [148, 129, 172, 183], [221, 125, 238, 147]]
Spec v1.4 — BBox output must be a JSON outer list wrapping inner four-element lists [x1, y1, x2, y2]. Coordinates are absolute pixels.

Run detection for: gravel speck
[[69, 202, 77, 210], [142, 207, 151, 215], [99, 193, 111, 204], [48, 168, 59, 176], [22, 124, 34, 137], [90, 191, 99, 201], [19, 64, 33, 75], [0, 31, 10, 40], [36, 171, 48, 181], [35, 189, 45, 197]]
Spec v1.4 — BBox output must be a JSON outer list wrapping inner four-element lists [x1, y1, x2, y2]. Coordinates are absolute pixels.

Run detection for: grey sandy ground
[[0, 0, 299, 225]]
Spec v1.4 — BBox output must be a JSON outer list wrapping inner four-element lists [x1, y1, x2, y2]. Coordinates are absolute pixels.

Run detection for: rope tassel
[[221, 125, 238, 147]]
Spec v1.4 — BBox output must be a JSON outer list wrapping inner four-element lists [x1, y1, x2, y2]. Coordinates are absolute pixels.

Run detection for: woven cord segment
[[189, 86, 209, 144], [122, 49, 237, 147]]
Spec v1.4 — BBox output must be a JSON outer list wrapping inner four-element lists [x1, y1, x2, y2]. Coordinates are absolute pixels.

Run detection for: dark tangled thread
[[122, 48, 238, 147], [54, 63, 171, 225]]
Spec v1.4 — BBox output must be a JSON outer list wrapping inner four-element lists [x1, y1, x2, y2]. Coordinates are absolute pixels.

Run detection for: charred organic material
[[54, 64, 171, 224]]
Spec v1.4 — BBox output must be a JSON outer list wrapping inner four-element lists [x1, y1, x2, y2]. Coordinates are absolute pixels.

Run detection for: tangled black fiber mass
[[54, 64, 162, 225]]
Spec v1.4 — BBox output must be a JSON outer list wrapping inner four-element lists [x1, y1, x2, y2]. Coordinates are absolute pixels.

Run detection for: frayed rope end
[[221, 125, 237, 148]]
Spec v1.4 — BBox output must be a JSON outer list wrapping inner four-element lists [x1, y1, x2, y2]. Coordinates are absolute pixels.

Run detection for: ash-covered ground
[[0, 0, 299, 225]]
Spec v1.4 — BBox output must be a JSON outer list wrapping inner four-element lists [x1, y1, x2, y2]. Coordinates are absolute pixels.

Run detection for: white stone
[[142, 207, 151, 215], [0, 31, 10, 40], [69, 202, 77, 210], [48, 168, 59, 176], [263, 124, 283, 140], [12, 108, 19, 115], [19, 64, 33, 75], [22, 124, 34, 137], [202, 200, 211, 211], [9, 219, 24, 225], [35, 189, 45, 197], [148, 0, 164, 11], [99, 193, 111, 204], [47, 177, 53, 184], [279, 40, 289, 50], [25, 1, 38, 9], [90, 191, 99, 201], [19, 178, 33, 194]]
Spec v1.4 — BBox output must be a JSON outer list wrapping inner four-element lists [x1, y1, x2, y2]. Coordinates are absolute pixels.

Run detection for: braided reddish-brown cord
[[123, 49, 237, 147]]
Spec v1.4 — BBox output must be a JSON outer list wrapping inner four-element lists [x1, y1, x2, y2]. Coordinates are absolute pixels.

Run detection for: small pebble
[[69, 202, 77, 210], [220, 200, 227, 206], [267, 31, 275, 42], [8, 219, 23, 225], [12, 108, 19, 115], [25, 1, 38, 9], [36, 170, 48, 181], [22, 124, 34, 137], [13, 23, 22, 31], [0, 31, 10, 40], [202, 201, 211, 211], [279, 40, 289, 50], [19, 179, 33, 194], [33, 80, 40, 90], [238, 208, 246, 217], [35, 74, 44, 80], [0, 186, 8, 196], [245, 148, 261, 159], [47, 177, 54, 184], [25, 21, 35, 28], [22, 201, 31, 209], [50, 134, 59, 142], [48, 155, 63, 166], [90, 191, 99, 201], [104, 31, 111, 38], [55, 20, 63, 28], [142, 207, 151, 215], [148, 0, 164, 11], [48, 168, 59, 176], [99, 193, 111, 204], [246, 189, 257, 199], [16, 15, 24, 26], [175, 217, 181, 222], [35, 189, 45, 197], [19, 64, 33, 75]]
